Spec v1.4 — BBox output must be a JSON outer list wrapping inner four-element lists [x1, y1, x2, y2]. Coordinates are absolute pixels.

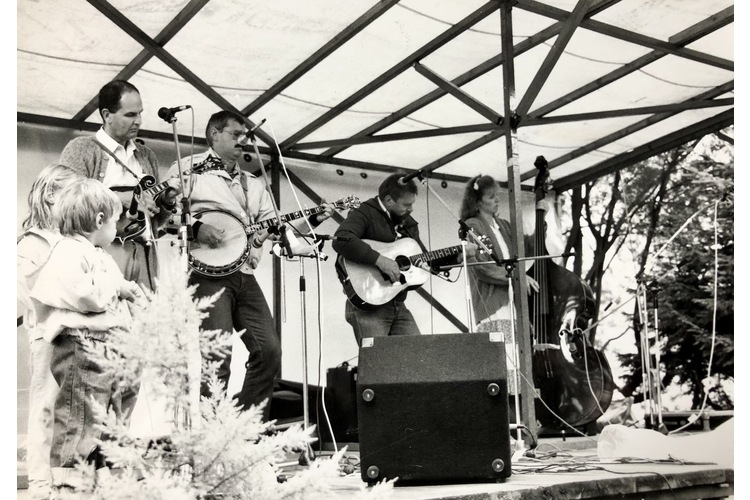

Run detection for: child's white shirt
[[29, 234, 132, 342]]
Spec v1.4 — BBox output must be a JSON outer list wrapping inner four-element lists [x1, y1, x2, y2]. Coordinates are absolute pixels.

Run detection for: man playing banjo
[[168, 110, 333, 422]]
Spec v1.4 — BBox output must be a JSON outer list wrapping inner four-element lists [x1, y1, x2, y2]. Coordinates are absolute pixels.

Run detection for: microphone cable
[[265, 122, 339, 457]]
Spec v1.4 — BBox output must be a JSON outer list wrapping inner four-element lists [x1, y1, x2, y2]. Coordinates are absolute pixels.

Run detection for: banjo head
[[189, 210, 251, 276]]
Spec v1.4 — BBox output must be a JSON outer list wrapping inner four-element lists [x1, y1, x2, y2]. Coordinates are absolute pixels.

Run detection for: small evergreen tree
[[74, 260, 394, 499]]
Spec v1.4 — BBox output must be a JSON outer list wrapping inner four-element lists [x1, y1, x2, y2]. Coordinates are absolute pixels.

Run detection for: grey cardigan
[[464, 214, 520, 324], [59, 136, 160, 183]]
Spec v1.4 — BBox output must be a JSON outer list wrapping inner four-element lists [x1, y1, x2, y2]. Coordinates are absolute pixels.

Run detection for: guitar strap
[[92, 138, 144, 183], [226, 160, 252, 223], [93, 138, 157, 251]]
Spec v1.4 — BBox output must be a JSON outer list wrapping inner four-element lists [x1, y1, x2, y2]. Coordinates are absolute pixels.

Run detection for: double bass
[[526, 156, 615, 433]]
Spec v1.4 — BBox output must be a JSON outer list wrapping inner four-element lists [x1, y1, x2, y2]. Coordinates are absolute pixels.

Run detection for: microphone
[[242, 118, 267, 143], [398, 168, 427, 186], [416, 261, 451, 281], [271, 243, 328, 261], [603, 297, 622, 312], [158, 105, 191, 122]]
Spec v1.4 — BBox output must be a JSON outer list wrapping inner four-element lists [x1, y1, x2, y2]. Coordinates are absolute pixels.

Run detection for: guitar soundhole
[[395, 255, 411, 271]]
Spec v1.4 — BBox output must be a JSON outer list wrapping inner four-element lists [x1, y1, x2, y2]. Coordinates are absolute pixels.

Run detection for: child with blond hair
[[17, 164, 81, 500], [29, 177, 145, 495]]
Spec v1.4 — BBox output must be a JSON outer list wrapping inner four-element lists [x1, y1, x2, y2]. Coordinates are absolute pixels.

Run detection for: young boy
[[29, 178, 144, 495]]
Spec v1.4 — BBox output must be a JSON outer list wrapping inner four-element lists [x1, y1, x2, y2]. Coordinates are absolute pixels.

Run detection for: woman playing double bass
[[460, 171, 614, 433], [459, 174, 553, 333]]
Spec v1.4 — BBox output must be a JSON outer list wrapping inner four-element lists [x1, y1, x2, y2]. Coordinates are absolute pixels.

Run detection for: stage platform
[[17, 436, 734, 499], [283, 436, 734, 500]]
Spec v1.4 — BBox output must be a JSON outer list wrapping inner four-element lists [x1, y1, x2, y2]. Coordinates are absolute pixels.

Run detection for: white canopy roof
[[17, 0, 734, 189]]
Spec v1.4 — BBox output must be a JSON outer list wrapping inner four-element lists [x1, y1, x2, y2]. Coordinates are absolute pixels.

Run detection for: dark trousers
[[191, 271, 280, 422], [344, 299, 420, 346]]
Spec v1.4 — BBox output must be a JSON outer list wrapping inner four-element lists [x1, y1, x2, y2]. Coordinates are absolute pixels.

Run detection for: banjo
[[188, 195, 360, 277]]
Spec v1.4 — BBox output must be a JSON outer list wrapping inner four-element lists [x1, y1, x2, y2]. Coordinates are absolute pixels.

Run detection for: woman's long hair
[[459, 174, 498, 220]]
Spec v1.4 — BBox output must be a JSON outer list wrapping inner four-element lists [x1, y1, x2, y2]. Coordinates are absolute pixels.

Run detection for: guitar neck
[[253, 206, 325, 231], [410, 245, 461, 264]]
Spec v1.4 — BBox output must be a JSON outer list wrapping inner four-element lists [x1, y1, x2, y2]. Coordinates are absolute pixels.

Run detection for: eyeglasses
[[222, 129, 247, 141]]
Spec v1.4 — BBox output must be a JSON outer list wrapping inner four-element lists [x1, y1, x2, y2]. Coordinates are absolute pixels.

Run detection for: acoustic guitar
[[336, 236, 491, 310]]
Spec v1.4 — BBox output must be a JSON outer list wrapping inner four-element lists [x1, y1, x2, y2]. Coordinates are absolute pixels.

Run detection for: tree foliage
[[556, 129, 734, 412], [74, 260, 394, 499]]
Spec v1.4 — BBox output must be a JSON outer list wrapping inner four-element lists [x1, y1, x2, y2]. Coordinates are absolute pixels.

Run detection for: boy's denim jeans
[[49, 331, 138, 491]]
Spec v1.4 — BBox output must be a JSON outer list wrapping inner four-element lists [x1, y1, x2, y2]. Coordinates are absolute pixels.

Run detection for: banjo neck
[[250, 206, 327, 234]]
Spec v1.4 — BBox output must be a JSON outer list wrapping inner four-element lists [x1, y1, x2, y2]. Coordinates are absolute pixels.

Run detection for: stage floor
[[282, 437, 734, 500], [16, 436, 734, 500]]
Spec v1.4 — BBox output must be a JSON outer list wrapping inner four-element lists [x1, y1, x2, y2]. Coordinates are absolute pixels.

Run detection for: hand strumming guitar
[[375, 254, 401, 283]]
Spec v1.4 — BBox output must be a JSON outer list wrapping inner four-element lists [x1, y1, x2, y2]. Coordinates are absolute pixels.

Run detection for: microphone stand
[[649, 283, 665, 433], [163, 111, 198, 430], [457, 221, 475, 330], [245, 125, 319, 465], [272, 232, 329, 465], [161, 114, 193, 279], [407, 172, 494, 332]]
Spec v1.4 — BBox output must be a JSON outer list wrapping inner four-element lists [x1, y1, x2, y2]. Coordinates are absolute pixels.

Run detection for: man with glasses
[[168, 110, 333, 421]]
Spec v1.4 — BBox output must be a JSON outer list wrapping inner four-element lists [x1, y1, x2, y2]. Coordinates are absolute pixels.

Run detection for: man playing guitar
[[167, 110, 334, 422], [59, 80, 174, 291], [332, 173, 474, 345]]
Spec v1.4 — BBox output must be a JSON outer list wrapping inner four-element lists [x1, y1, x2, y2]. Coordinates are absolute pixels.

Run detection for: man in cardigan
[[59, 80, 173, 290]]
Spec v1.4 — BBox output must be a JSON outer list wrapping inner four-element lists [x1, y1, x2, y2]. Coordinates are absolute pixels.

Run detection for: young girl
[[29, 178, 144, 495], [17, 164, 80, 500]]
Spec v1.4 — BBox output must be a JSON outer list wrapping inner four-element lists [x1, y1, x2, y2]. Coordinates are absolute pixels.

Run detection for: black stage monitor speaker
[[357, 332, 512, 485]]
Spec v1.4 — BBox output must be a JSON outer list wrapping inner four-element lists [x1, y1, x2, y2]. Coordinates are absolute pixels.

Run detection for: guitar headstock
[[334, 195, 361, 210]]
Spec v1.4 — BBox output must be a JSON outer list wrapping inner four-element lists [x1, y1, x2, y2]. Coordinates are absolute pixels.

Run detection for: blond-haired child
[[17, 164, 80, 500], [29, 178, 144, 495]]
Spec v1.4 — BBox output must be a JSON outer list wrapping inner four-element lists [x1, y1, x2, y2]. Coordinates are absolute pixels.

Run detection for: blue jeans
[[344, 299, 420, 346], [50, 331, 138, 491], [191, 272, 280, 422]]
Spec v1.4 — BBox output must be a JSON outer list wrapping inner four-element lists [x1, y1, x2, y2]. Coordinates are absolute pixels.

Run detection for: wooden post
[[499, 0, 538, 444]]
